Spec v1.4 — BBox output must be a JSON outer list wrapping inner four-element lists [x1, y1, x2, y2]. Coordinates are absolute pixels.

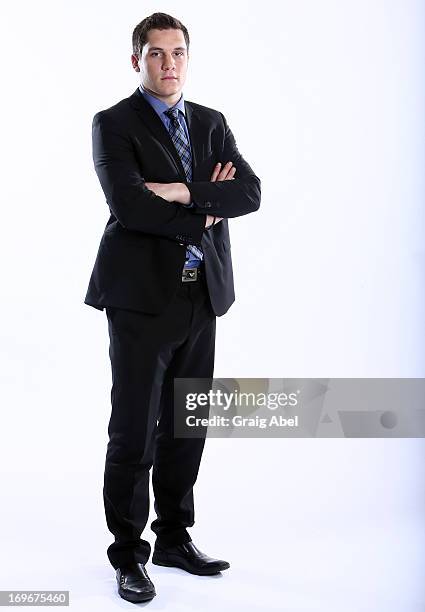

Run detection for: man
[[84, 12, 261, 603]]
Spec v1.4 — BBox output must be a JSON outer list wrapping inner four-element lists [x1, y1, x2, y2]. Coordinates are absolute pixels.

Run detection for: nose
[[162, 53, 175, 71]]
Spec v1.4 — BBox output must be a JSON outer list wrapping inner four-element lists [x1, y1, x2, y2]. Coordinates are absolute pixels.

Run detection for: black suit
[[84, 88, 261, 316], [83, 88, 261, 569]]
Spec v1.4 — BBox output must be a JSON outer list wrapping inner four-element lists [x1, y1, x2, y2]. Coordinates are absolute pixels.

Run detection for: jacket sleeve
[[92, 111, 206, 246], [183, 112, 261, 219]]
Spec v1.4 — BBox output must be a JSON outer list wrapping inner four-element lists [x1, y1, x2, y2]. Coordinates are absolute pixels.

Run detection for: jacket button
[[205, 202, 212, 208]]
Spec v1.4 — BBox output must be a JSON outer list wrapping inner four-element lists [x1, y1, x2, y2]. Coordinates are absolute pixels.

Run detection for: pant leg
[[103, 282, 199, 569], [150, 275, 216, 548]]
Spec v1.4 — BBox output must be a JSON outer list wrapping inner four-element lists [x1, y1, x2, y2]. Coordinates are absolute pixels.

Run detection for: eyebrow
[[148, 47, 186, 51]]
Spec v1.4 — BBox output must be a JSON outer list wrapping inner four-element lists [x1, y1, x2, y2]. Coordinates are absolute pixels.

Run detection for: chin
[[160, 84, 179, 94]]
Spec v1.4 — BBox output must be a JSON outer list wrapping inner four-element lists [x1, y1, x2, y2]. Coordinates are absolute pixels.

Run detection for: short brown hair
[[132, 12, 190, 56]]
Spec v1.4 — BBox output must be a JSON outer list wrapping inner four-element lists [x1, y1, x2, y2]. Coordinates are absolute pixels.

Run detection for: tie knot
[[165, 107, 180, 122]]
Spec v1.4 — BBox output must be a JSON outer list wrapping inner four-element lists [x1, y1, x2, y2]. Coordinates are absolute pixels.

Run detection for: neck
[[141, 84, 182, 107]]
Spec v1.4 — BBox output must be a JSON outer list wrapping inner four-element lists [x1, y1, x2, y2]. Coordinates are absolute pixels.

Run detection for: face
[[131, 28, 189, 105]]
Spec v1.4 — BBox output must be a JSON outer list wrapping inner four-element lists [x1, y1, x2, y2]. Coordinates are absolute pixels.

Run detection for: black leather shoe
[[116, 562, 156, 603], [152, 541, 230, 576]]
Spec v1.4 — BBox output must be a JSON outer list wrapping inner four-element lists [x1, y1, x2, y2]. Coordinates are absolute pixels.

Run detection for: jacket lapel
[[184, 101, 198, 180], [129, 88, 205, 182]]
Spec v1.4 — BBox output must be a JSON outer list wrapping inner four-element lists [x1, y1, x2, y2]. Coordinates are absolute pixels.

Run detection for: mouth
[[161, 77, 178, 80]]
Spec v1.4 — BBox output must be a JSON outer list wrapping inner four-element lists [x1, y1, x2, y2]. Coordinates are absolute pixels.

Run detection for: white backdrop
[[0, 1, 424, 611]]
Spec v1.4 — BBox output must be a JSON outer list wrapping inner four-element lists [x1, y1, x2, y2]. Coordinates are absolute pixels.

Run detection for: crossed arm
[[145, 161, 236, 228], [92, 110, 260, 245]]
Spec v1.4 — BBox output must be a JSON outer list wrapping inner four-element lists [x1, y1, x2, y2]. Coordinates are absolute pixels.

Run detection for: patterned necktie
[[164, 107, 204, 262]]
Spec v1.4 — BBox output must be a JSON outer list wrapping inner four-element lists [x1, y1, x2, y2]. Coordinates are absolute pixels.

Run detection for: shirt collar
[[138, 83, 186, 118]]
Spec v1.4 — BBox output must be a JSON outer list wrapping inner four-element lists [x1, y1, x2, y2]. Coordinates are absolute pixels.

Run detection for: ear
[[131, 53, 140, 72]]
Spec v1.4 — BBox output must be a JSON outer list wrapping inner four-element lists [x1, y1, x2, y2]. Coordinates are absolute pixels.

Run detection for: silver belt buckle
[[182, 267, 198, 282]]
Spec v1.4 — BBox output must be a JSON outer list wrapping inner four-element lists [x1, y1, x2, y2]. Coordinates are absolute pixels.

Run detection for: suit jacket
[[83, 87, 261, 316]]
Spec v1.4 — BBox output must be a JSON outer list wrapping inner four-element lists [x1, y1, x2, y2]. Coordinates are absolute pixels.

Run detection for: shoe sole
[[117, 587, 156, 603], [152, 555, 230, 576]]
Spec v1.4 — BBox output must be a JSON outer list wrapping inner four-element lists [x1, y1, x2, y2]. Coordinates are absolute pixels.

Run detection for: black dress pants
[[103, 267, 216, 569]]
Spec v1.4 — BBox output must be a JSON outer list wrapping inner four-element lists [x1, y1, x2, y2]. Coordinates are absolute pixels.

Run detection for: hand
[[145, 161, 236, 205], [144, 182, 191, 205], [145, 181, 172, 200], [210, 161, 236, 182], [205, 214, 224, 228], [203, 162, 234, 227]]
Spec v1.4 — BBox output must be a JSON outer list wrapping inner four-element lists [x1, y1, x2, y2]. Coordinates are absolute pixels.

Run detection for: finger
[[210, 162, 222, 182], [217, 161, 233, 181], [225, 166, 237, 180]]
